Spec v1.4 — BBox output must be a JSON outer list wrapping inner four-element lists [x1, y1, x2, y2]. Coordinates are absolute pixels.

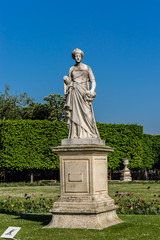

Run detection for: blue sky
[[0, 0, 160, 134]]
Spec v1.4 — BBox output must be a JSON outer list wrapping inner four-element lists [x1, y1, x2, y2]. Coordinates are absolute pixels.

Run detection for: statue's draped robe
[[65, 64, 100, 139]]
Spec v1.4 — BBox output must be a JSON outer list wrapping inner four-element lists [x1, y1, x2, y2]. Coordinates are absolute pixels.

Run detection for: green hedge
[[0, 120, 68, 171], [142, 134, 160, 169], [153, 135, 160, 168], [0, 120, 147, 171], [142, 134, 155, 169], [97, 123, 143, 170]]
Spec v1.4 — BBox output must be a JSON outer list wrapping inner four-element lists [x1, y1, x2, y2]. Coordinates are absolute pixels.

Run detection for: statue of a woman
[[63, 48, 100, 139]]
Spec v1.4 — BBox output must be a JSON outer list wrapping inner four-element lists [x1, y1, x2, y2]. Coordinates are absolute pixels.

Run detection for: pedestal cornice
[[52, 144, 114, 153]]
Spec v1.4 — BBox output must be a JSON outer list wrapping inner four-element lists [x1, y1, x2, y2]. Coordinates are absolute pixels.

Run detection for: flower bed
[[0, 194, 58, 214], [1, 192, 160, 215], [114, 192, 160, 215]]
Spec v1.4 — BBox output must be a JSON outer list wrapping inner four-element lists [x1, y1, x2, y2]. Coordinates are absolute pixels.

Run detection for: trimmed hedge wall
[[0, 120, 68, 171], [0, 120, 147, 172], [143, 134, 160, 169], [97, 123, 144, 170]]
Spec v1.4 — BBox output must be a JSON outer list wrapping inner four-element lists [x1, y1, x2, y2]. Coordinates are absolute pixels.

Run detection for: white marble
[[64, 48, 100, 139], [46, 49, 123, 229]]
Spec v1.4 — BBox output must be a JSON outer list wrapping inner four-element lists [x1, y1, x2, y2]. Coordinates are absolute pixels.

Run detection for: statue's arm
[[68, 67, 72, 79], [63, 67, 73, 95], [88, 66, 96, 94]]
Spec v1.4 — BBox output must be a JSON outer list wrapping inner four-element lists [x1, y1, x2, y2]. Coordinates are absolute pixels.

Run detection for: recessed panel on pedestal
[[94, 158, 107, 192], [64, 160, 89, 193]]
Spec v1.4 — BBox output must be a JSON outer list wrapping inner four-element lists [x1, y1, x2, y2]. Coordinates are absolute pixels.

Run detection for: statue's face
[[75, 53, 82, 63]]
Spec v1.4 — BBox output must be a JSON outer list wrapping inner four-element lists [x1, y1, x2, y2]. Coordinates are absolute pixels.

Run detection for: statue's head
[[72, 48, 84, 63]]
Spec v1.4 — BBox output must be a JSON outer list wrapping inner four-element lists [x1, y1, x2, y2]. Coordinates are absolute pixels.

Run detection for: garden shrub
[[142, 134, 160, 170], [97, 123, 144, 170], [0, 120, 68, 171], [0, 120, 159, 173], [152, 135, 160, 168]]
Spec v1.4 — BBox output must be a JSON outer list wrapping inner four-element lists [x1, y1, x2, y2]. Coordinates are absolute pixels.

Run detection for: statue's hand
[[86, 89, 96, 97], [84, 90, 96, 105], [63, 76, 70, 85], [90, 89, 95, 96]]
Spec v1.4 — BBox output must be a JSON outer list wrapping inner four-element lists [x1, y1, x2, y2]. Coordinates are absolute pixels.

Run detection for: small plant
[[114, 192, 160, 215]]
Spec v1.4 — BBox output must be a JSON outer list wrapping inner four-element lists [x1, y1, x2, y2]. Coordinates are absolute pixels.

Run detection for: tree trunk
[[30, 171, 34, 183], [144, 169, 148, 180]]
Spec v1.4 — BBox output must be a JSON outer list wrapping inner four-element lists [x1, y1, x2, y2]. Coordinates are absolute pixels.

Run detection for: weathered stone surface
[[47, 210, 122, 229], [120, 159, 132, 182], [120, 169, 132, 182], [64, 48, 100, 139], [46, 144, 123, 229], [46, 49, 123, 229], [52, 144, 113, 153], [61, 138, 105, 146]]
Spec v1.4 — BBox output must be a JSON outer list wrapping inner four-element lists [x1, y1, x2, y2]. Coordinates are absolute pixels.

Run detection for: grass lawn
[[0, 213, 160, 240], [0, 182, 160, 239], [0, 185, 60, 199], [0, 182, 159, 202]]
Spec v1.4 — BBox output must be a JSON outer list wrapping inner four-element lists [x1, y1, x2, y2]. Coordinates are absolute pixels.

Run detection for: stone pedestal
[[46, 144, 122, 229], [120, 169, 132, 182], [120, 159, 132, 182]]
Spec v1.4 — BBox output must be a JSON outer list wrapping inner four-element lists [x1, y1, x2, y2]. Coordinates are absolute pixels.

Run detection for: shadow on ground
[[3, 212, 52, 225]]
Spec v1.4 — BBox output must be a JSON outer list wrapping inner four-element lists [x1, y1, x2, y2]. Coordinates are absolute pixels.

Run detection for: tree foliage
[[0, 86, 66, 122], [0, 121, 146, 172], [152, 135, 160, 168], [22, 94, 66, 121], [142, 134, 160, 169], [97, 123, 144, 170], [0, 85, 33, 120], [0, 120, 68, 171], [142, 134, 155, 169], [0, 86, 159, 172]]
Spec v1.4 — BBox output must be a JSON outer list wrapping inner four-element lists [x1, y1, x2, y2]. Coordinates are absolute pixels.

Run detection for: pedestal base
[[47, 209, 122, 229], [46, 144, 123, 229], [120, 169, 132, 182]]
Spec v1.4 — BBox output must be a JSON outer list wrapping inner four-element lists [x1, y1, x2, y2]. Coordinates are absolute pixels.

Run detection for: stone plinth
[[120, 159, 132, 182], [120, 169, 132, 182], [61, 138, 105, 146], [46, 144, 123, 229]]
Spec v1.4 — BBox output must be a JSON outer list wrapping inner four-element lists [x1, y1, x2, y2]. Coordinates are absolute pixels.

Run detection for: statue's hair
[[72, 48, 84, 60]]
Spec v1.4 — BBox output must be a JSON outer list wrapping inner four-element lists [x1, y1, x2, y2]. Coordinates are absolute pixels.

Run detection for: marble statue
[[46, 49, 122, 230], [63, 48, 100, 139]]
